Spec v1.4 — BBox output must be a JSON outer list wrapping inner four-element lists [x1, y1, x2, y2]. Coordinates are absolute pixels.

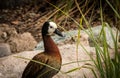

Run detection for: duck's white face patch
[[47, 22, 57, 35]]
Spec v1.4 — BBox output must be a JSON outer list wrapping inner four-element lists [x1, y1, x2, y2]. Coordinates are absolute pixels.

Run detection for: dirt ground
[[0, 1, 102, 42]]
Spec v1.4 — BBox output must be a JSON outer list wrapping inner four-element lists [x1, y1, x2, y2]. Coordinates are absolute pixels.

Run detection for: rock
[[0, 24, 17, 43], [7, 32, 37, 53], [0, 24, 37, 53], [87, 24, 119, 48], [0, 43, 11, 57], [0, 50, 40, 78]]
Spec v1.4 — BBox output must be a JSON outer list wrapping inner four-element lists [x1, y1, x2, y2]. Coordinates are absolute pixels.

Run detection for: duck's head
[[42, 21, 63, 37]]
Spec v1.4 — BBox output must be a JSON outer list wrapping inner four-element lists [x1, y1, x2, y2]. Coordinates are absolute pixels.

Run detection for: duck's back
[[22, 52, 61, 78]]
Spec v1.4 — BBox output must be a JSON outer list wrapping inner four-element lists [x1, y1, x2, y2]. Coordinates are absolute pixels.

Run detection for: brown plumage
[[22, 21, 63, 78]]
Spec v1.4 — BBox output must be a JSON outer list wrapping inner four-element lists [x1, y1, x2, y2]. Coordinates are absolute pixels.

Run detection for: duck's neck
[[42, 35, 61, 57]]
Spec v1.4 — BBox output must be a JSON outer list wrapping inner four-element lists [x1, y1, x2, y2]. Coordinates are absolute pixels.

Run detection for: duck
[[22, 21, 63, 78]]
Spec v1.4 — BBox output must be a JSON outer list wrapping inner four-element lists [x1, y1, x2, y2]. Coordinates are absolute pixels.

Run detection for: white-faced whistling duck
[[22, 21, 63, 78]]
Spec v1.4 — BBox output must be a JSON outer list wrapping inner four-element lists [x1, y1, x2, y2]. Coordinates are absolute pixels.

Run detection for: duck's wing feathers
[[22, 53, 49, 78]]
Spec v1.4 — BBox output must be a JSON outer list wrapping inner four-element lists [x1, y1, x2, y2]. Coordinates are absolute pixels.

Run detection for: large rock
[[0, 24, 37, 53], [87, 25, 119, 48], [0, 24, 17, 43], [7, 32, 37, 53], [0, 50, 40, 78], [0, 43, 11, 57]]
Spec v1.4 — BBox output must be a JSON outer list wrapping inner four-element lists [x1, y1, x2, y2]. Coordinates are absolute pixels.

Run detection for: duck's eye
[[50, 26, 53, 28]]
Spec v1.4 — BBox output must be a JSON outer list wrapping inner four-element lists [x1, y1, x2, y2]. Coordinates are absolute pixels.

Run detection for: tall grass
[[47, 0, 120, 78], [74, 0, 120, 78]]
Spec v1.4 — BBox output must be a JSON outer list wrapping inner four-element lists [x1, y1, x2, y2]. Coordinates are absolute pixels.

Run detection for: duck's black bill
[[54, 29, 63, 37]]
